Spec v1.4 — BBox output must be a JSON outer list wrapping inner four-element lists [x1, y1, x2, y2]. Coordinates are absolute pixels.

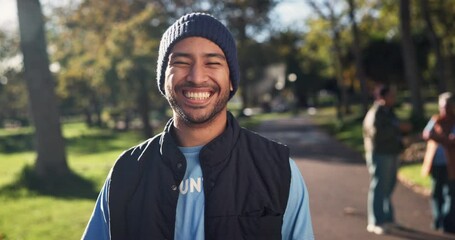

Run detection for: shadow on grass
[[0, 133, 34, 153], [0, 165, 98, 200]]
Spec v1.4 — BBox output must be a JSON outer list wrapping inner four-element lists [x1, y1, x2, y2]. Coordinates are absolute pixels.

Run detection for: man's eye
[[172, 61, 190, 65], [207, 62, 221, 66]]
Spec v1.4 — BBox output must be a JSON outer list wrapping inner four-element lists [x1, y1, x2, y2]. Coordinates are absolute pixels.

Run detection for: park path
[[256, 115, 455, 240]]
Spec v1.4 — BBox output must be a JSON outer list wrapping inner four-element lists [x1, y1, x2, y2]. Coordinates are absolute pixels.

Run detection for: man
[[422, 92, 455, 233], [82, 12, 313, 240], [362, 85, 410, 235]]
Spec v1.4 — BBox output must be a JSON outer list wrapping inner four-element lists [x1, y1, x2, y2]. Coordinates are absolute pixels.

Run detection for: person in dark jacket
[[363, 85, 411, 235], [82, 12, 313, 240]]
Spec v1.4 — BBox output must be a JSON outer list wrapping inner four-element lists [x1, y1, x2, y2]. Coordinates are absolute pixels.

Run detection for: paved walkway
[[256, 115, 455, 240]]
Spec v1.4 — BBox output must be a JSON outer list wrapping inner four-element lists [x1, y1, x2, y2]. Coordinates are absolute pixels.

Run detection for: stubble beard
[[166, 84, 230, 126]]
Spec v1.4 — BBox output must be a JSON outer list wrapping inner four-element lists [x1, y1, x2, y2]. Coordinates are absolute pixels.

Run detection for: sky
[[0, 0, 309, 33], [0, 0, 17, 31]]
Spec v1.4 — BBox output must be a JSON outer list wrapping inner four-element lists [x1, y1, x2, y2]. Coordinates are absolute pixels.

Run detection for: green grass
[[399, 163, 431, 190], [0, 123, 143, 240]]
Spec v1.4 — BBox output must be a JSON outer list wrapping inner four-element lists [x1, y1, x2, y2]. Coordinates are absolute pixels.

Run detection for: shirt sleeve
[[282, 158, 314, 240], [423, 118, 435, 134], [81, 177, 111, 240]]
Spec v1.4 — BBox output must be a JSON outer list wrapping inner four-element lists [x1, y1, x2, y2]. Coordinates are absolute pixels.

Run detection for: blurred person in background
[[422, 92, 455, 233], [363, 85, 412, 235]]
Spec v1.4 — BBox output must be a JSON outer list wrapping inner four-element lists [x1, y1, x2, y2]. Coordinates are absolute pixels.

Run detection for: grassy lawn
[[0, 122, 144, 240], [308, 102, 438, 193]]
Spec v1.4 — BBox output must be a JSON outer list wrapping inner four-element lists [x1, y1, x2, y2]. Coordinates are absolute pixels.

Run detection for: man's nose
[[187, 63, 207, 84]]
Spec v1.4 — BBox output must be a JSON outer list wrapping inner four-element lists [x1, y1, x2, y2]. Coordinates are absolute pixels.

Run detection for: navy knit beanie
[[157, 12, 239, 99]]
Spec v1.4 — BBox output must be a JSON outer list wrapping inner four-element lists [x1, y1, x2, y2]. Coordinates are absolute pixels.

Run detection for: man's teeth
[[185, 92, 210, 100]]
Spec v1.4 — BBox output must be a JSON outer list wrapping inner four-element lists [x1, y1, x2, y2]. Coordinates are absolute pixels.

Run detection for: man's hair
[[439, 92, 454, 108], [156, 12, 239, 99], [374, 84, 391, 99]]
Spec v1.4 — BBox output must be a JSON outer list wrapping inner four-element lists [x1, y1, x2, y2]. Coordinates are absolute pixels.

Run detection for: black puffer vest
[[109, 112, 291, 240]]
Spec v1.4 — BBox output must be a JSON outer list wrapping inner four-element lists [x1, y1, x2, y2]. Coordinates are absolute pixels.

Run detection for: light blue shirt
[[424, 118, 455, 166], [82, 146, 314, 240]]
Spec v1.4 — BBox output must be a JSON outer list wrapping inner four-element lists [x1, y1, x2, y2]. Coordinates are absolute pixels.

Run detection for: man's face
[[444, 101, 455, 117], [383, 89, 397, 107], [164, 37, 232, 125]]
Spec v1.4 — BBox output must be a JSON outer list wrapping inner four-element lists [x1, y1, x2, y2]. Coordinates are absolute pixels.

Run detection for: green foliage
[[0, 131, 34, 153], [300, 18, 335, 80], [0, 30, 19, 59], [52, 0, 168, 129], [0, 69, 29, 128]]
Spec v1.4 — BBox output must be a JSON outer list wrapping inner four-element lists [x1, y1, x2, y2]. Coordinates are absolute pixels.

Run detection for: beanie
[[157, 12, 239, 99]]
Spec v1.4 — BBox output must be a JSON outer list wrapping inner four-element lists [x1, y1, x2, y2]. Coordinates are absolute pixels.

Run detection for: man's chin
[[181, 113, 213, 125], [178, 108, 223, 126]]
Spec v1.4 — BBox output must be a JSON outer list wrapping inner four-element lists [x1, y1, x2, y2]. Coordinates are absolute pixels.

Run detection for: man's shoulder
[[240, 128, 285, 146], [114, 133, 163, 166], [239, 127, 288, 152], [109, 133, 163, 193]]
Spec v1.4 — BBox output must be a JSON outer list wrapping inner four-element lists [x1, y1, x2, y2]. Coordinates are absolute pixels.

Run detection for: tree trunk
[[94, 98, 103, 127], [307, 0, 347, 120], [17, 0, 69, 176], [399, 0, 424, 121], [137, 71, 153, 138], [237, 16, 250, 113], [419, 0, 447, 94], [84, 108, 93, 127], [347, 0, 369, 116], [445, 56, 455, 94], [330, 13, 349, 119]]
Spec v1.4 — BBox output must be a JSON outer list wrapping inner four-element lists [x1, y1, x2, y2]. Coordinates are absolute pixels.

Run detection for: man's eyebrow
[[205, 53, 226, 60], [169, 52, 226, 60], [169, 52, 191, 58]]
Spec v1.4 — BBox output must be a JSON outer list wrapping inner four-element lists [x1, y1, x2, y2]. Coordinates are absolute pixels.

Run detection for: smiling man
[[82, 12, 313, 240]]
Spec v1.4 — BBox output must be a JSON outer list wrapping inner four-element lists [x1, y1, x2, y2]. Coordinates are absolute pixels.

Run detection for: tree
[[106, 5, 164, 137], [432, 0, 455, 94], [0, 69, 29, 128], [347, 0, 369, 115], [419, 0, 455, 93], [419, 0, 445, 93], [399, 0, 425, 123], [54, 0, 168, 135], [307, 0, 350, 120], [16, 0, 69, 176], [208, 0, 279, 110], [0, 30, 28, 127], [54, 0, 134, 128]]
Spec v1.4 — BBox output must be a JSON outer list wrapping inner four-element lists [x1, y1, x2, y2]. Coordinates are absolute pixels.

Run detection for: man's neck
[[172, 111, 228, 147]]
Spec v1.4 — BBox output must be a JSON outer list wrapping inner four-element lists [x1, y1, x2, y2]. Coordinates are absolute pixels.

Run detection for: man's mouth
[[183, 91, 212, 100]]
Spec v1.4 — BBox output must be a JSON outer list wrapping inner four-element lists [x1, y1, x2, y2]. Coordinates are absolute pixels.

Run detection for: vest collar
[[200, 112, 240, 167], [159, 111, 240, 168]]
